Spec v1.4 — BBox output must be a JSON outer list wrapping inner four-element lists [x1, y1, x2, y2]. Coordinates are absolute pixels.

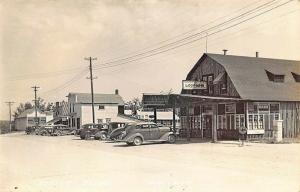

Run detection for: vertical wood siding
[[280, 102, 300, 138]]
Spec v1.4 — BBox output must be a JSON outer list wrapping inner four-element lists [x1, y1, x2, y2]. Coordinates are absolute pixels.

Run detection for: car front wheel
[[168, 134, 176, 143], [133, 137, 143, 146], [100, 133, 107, 140]]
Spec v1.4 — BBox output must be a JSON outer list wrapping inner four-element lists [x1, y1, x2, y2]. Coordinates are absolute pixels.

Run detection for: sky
[[1, 0, 300, 120]]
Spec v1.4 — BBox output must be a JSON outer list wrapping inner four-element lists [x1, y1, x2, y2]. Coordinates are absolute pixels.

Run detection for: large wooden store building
[[143, 52, 300, 141]]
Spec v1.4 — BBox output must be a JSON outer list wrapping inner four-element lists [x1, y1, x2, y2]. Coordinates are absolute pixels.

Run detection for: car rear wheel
[[85, 132, 91, 140], [133, 137, 143, 146], [168, 134, 176, 143]]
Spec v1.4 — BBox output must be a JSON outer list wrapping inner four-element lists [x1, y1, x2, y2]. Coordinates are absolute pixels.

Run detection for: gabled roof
[[187, 53, 300, 101], [69, 92, 124, 105]]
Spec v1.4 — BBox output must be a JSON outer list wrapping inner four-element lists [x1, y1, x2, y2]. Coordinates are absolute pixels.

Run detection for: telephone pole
[[85, 57, 97, 124], [31, 86, 40, 125], [5, 101, 15, 132]]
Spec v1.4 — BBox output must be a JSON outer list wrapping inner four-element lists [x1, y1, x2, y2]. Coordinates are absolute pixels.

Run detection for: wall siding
[[280, 102, 300, 138]]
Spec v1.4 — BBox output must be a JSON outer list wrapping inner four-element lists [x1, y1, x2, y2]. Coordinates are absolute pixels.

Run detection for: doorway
[[203, 115, 212, 138]]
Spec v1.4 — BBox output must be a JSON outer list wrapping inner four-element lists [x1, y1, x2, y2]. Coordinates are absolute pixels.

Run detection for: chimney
[[223, 49, 228, 55], [115, 89, 119, 95], [256, 51, 259, 58]]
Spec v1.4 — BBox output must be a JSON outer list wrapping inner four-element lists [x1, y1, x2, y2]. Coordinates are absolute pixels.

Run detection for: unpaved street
[[0, 133, 299, 192]]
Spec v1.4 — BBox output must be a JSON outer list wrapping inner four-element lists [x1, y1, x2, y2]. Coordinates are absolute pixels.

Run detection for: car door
[[138, 124, 151, 140], [149, 124, 160, 140]]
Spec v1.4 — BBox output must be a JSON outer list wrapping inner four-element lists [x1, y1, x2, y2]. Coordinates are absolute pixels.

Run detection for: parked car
[[51, 124, 75, 136], [78, 123, 106, 140], [38, 125, 54, 136], [25, 126, 38, 134], [118, 122, 176, 146], [96, 122, 127, 140]]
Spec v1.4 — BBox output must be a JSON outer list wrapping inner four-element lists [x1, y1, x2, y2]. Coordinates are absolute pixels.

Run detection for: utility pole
[[31, 86, 40, 125], [5, 101, 15, 132], [85, 57, 97, 124]]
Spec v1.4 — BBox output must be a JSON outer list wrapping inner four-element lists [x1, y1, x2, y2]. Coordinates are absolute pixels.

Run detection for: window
[[291, 72, 300, 82], [202, 74, 214, 95], [99, 105, 105, 110], [265, 70, 285, 82], [105, 118, 111, 123], [149, 124, 158, 129]]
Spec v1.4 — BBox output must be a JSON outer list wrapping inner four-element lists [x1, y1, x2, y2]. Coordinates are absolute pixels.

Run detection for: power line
[[92, 0, 280, 68], [91, 0, 294, 71]]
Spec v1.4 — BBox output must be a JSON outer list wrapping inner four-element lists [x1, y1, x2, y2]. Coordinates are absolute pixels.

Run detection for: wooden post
[[172, 99, 176, 134], [187, 104, 191, 141], [153, 108, 157, 123], [212, 104, 218, 143]]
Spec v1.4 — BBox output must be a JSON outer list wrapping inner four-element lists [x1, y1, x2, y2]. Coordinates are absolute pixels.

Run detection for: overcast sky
[[1, 0, 300, 120]]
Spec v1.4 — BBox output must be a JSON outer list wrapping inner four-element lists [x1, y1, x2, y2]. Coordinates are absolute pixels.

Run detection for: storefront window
[[247, 102, 280, 131]]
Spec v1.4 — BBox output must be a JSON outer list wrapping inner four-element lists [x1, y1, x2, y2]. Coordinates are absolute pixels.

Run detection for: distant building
[[67, 90, 126, 129], [14, 108, 53, 131]]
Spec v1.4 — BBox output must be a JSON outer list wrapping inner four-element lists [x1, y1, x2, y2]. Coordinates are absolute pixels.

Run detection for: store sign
[[182, 80, 207, 90], [258, 103, 269, 112]]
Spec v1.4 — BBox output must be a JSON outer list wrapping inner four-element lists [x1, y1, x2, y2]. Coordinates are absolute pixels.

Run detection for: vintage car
[[38, 125, 54, 136], [96, 122, 127, 140], [78, 123, 107, 140], [119, 122, 176, 146], [25, 126, 38, 134], [51, 124, 74, 136]]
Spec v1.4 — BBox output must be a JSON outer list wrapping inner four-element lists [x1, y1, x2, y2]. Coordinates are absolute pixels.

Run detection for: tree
[[13, 102, 33, 118], [125, 97, 141, 115]]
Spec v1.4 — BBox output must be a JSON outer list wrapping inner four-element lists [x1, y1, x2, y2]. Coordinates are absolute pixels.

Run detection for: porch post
[[212, 103, 218, 143], [186, 104, 191, 141], [172, 98, 176, 134], [153, 108, 157, 123]]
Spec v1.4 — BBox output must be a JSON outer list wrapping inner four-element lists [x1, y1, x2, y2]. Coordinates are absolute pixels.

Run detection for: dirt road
[[0, 133, 299, 192]]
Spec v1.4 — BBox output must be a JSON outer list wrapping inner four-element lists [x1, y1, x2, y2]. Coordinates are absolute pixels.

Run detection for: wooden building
[[170, 53, 300, 140], [140, 53, 300, 141]]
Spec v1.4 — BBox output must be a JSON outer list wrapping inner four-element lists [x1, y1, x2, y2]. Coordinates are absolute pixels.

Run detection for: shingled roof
[[69, 93, 124, 105], [187, 53, 300, 101]]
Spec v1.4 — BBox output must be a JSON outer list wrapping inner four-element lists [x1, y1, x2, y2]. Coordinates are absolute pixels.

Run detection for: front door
[[76, 118, 80, 129], [203, 115, 212, 138]]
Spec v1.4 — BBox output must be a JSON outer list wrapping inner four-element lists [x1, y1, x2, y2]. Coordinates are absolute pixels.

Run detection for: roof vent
[[256, 52, 259, 58], [222, 49, 228, 55]]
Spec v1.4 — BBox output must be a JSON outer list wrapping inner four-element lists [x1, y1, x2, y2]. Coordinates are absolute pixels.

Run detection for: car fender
[[160, 132, 175, 141], [124, 133, 144, 143]]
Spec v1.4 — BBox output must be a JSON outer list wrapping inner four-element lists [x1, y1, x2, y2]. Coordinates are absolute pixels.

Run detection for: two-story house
[[67, 90, 125, 129]]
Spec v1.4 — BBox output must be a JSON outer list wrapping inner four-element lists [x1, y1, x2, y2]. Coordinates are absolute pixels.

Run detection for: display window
[[247, 102, 280, 131]]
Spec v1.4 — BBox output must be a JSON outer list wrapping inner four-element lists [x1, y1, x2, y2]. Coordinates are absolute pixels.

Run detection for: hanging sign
[[182, 80, 207, 90]]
